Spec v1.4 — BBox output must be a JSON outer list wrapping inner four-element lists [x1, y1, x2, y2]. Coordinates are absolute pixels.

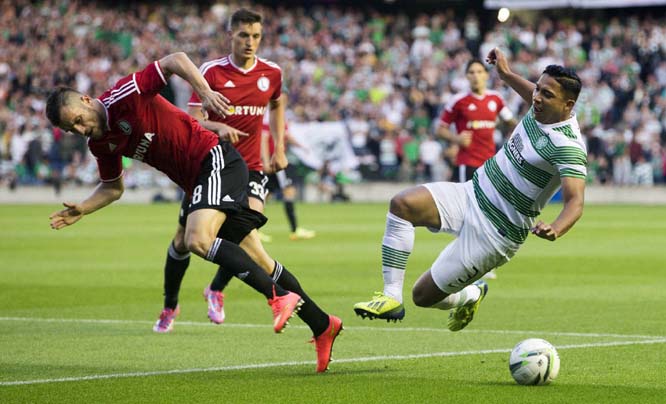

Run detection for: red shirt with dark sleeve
[[89, 61, 219, 195], [189, 55, 282, 171], [439, 90, 513, 168]]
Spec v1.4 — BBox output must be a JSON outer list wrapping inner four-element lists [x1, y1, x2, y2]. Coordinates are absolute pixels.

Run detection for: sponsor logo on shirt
[[466, 120, 497, 130], [132, 132, 155, 161], [508, 134, 525, 165], [227, 105, 267, 116]]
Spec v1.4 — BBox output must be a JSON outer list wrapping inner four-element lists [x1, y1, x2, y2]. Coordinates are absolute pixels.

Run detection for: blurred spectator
[[1, 1, 666, 190]]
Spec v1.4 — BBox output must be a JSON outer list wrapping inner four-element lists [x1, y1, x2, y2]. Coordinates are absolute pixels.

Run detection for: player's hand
[[217, 124, 248, 144], [459, 131, 473, 148], [49, 202, 84, 230], [270, 150, 288, 172], [531, 220, 558, 241], [486, 47, 511, 78], [199, 90, 231, 118], [262, 161, 275, 175]]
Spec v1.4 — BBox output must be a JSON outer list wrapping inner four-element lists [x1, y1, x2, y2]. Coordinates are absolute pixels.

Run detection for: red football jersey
[[189, 55, 282, 171], [439, 90, 513, 167], [90, 61, 219, 195], [261, 110, 288, 155]]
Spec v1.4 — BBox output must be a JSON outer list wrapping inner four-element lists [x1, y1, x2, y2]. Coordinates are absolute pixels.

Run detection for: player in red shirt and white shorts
[[437, 59, 516, 183], [45, 50, 342, 373]]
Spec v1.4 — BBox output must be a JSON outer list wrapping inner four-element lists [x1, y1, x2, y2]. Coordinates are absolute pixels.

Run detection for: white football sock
[[431, 283, 481, 310], [381, 212, 415, 303]]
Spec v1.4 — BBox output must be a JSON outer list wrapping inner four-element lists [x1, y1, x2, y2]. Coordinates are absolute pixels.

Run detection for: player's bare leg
[[354, 185, 440, 322]]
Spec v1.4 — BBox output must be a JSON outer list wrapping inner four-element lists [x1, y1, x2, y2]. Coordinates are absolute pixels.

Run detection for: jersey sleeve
[[188, 91, 202, 106], [94, 153, 124, 182], [553, 144, 588, 180], [270, 71, 282, 101], [497, 96, 514, 122], [133, 61, 168, 97], [439, 101, 457, 126]]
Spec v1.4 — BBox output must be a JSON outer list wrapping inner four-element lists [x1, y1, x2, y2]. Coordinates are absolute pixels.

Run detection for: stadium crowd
[[1, 0, 666, 195]]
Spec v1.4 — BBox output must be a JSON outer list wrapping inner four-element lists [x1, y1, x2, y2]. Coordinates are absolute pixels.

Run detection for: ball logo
[[118, 120, 132, 135], [257, 76, 270, 92], [488, 100, 497, 112], [535, 136, 549, 150]]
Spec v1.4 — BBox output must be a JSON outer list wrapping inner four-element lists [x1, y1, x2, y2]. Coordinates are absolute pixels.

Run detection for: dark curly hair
[[543, 65, 582, 101]]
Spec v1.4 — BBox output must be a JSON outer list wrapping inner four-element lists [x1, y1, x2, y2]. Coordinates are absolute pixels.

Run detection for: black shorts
[[266, 170, 293, 193], [178, 143, 268, 244], [452, 165, 479, 183], [247, 170, 269, 203], [178, 197, 268, 244], [188, 142, 248, 214]]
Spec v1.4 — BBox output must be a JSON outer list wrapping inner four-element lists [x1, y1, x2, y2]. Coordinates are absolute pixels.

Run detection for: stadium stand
[[1, 1, 665, 196]]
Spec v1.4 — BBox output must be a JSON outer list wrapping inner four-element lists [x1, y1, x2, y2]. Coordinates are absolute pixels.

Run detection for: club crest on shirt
[[118, 120, 132, 135], [488, 100, 497, 112], [257, 76, 270, 92], [535, 136, 549, 150]]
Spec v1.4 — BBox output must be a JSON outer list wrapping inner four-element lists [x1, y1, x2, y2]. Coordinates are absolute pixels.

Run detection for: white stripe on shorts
[[207, 146, 225, 205]]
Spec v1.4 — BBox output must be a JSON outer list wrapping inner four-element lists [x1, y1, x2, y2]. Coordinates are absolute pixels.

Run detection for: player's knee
[[172, 229, 187, 253], [184, 232, 213, 258], [389, 194, 415, 222], [411, 287, 431, 307]]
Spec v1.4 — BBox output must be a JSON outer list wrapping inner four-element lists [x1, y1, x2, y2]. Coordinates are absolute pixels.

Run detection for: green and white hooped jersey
[[472, 108, 587, 245]]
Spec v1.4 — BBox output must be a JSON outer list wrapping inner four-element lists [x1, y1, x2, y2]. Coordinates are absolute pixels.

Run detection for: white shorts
[[423, 181, 521, 294]]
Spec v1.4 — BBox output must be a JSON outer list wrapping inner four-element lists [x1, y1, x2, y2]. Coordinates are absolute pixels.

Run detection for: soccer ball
[[509, 338, 560, 385]]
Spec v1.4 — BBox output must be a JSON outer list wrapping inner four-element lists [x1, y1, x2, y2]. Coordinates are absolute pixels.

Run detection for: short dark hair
[[543, 65, 582, 101], [466, 59, 487, 73], [45, 86, 78, 127], [228, 8, 262, 31]]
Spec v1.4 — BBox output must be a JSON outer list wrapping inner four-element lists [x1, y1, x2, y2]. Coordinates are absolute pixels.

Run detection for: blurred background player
[[436, 59, 517, 279], [158, 8, 289, 329], [354, 48, 586, 325], [437, 59, 516, 182], [261, 101, 316, 241]]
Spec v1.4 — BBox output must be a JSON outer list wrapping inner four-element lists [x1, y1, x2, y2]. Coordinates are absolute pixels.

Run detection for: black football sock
[[284, 201, 297, 233], [205, 238, 287, 299], [272, 261, 329, 336], [210, 266, 234, 292], [163, 242, 190, 309]]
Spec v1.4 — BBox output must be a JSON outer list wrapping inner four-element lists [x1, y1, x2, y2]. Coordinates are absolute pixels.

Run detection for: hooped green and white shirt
[[472, 108, 587, 245]]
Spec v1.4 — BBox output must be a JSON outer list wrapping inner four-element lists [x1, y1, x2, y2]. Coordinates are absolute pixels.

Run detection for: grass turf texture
[[1, 202, 665, 403]]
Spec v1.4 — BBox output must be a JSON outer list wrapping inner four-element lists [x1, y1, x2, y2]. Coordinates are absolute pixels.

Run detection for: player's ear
[[81, 95, 92, 105]]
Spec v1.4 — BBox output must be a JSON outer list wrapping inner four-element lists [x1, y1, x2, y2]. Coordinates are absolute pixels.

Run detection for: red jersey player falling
[[437, 59, 516, 183], [46, 50, 342, 372], [161, 9, 326, 342]]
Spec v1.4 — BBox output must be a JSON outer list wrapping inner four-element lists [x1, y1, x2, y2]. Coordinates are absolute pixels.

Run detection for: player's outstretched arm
[[531, 177, 585, 241], [486, 47, 535, 106], [158, 52, 230, 118], [49, 179, 124, 230]]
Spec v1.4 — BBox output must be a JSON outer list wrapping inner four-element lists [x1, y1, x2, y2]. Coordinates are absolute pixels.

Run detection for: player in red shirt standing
[[158, 10, 338, 365], [436, 59, 516, 280], [45, 51, 342, 373], [437, 59, 516, 182]]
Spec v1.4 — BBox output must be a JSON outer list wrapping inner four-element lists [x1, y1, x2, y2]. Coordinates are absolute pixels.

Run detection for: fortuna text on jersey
[[227, 105, 267, 116], [132, 132, 155, 161]]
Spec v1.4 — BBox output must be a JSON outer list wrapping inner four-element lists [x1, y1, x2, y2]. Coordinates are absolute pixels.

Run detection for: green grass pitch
[[1, 202, 665, 403]]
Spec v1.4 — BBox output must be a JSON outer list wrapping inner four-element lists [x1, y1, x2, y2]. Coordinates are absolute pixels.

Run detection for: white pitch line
[[0, 316, 662, 340], [1, 338, 665, 387]]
